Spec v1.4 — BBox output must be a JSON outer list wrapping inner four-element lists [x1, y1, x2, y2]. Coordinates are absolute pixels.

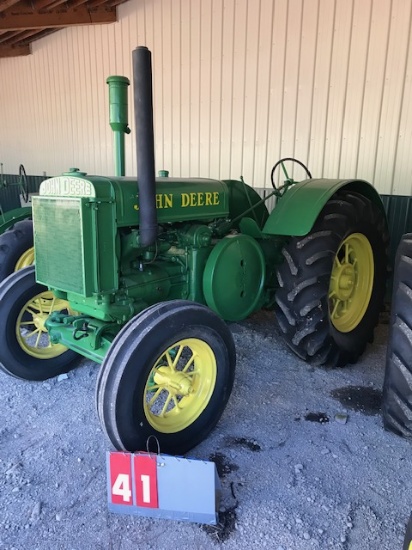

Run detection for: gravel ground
[[0, 310, 410, 550]]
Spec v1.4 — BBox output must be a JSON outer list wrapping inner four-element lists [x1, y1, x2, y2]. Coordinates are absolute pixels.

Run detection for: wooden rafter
[[0, 43, 30, 56], [0, 0, 128, 58], [0, 6, 117, 31], [0, 0, 21, 14]]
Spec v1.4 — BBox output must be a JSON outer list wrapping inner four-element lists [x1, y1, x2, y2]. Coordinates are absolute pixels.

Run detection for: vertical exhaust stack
[[133, 46, 158, 247]]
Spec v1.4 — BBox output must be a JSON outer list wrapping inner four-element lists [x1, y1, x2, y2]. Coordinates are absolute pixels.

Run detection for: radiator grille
[[33, 197, 86, 295]]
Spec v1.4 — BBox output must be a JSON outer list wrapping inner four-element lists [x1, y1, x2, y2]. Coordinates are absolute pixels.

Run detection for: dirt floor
[[0, 310, 410, 550]]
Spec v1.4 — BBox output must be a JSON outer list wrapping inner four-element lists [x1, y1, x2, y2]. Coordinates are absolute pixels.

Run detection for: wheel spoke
[[165, 350, 174, 369], [160, 393, 173, 416], [330, 298, 341, 319], [345, 243, 350, 263], [148, 387, 162, 406], [182, 353, 196, 373], [172, 344, 184, 368], [24, 327, 40, 339], [34, 331, 42, 348]]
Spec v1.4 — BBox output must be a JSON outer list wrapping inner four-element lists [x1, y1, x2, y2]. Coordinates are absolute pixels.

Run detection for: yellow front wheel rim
[[143, 338, 217, 433], [329, 233, 374, 333], [16, 291, 71, 359], [14, 247, 35, 271]]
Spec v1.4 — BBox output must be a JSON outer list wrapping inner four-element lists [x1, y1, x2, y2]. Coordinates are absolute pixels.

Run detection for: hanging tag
[[134, 453, 158, 508], [106, 451, 221, 524], [108, 452, 133, 506]]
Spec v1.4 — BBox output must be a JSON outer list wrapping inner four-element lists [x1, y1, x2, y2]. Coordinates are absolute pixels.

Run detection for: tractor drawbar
[[132, 46, 157, 247]]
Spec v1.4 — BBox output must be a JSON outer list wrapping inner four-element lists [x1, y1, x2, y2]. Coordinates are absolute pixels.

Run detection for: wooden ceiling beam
[[0, 0, 21, 14], [0, 6, 117, 31], [0, 43, 30, 57]]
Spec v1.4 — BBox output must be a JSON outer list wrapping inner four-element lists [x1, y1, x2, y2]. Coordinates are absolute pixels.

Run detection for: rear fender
[[262, 179, 386, 236], [0, 207, 32, 235]]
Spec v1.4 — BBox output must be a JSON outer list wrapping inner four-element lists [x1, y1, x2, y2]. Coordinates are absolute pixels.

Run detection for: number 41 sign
[[107, 451, 221, 524], [109, 452, 158, 508]]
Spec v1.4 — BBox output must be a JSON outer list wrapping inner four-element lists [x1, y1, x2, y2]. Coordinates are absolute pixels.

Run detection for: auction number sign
[[109, 452, 158, 508]]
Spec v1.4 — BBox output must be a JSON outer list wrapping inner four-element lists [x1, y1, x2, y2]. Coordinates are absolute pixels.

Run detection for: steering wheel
[[18, 164, 29, 203], [270, 157, 312, 190]]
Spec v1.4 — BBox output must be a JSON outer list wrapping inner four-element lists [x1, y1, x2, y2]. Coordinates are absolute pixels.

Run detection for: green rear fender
[[262, 178, 386, 236], [0, 207, 32, 234]]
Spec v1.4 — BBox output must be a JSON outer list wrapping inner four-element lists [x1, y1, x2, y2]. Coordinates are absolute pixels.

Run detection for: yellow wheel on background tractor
[[14, 246, 35, 271], [0, 266, 81, 380], [96, 300, 236, 455]]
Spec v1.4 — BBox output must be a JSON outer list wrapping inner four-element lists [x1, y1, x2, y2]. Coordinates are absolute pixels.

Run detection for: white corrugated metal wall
[[0, 0, 411, 195]]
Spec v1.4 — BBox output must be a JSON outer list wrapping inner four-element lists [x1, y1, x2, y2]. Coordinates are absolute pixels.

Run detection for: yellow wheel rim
[[14, 247, 35, 271], [143, 338, 217, 433], [329, 233, 374, 333], [16, 291, 71, 359]]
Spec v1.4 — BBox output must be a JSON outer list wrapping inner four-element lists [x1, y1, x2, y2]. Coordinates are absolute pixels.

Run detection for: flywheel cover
[[203, 234, 266, 321]]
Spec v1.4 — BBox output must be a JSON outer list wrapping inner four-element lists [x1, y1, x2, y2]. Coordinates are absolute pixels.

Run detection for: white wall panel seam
[[337, 0, 354, 177], [372, 0, 393, 185], [320, 0, 337, 176], [306, 0, 320, 171], [390, 3, 412, 195]]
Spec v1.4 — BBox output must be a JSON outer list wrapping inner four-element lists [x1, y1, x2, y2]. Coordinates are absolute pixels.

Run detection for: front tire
[[382, 233, 412, 437], [275, 190, 388, 367], [0, 219, 34, 282], [96, 301, 236, 454], [0, 266, 81, 381]]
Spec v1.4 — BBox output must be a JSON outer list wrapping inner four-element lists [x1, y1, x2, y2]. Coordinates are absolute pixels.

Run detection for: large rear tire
[[275, 190, 388, 367], [382, 233, 412, 437], [0, 219, 34, 282], [0, 266, 81, 381], [96, 300, 236, 454]]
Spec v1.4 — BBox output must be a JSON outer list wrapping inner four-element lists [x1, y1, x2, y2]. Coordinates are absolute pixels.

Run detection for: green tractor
[[0, 47, 389, 455], [0, 163, 35, 281]]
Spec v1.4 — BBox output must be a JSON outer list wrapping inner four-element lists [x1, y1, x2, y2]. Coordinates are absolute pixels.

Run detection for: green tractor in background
[[0, 47, 389, 455], [0, 163, 35, 281]]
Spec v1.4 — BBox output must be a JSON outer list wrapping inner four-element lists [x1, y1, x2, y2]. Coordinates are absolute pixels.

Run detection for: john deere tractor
[[0, 163, 35, 281], [0, 47, 389, 455]]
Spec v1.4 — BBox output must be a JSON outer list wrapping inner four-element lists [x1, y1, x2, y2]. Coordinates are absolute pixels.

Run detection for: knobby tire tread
[[275, 190, 388, 367], [382, 234, 412, 437], [0, 219, 33, 282]]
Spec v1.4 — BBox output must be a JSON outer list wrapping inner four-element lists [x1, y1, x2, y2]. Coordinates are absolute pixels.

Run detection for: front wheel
[[96, 301, 236, 454], [0, 266, 81, 380], [275, 190, 388, 367]]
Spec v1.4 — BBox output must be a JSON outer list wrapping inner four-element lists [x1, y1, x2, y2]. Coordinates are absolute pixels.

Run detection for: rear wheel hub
[[329, 233, 374, 333]]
